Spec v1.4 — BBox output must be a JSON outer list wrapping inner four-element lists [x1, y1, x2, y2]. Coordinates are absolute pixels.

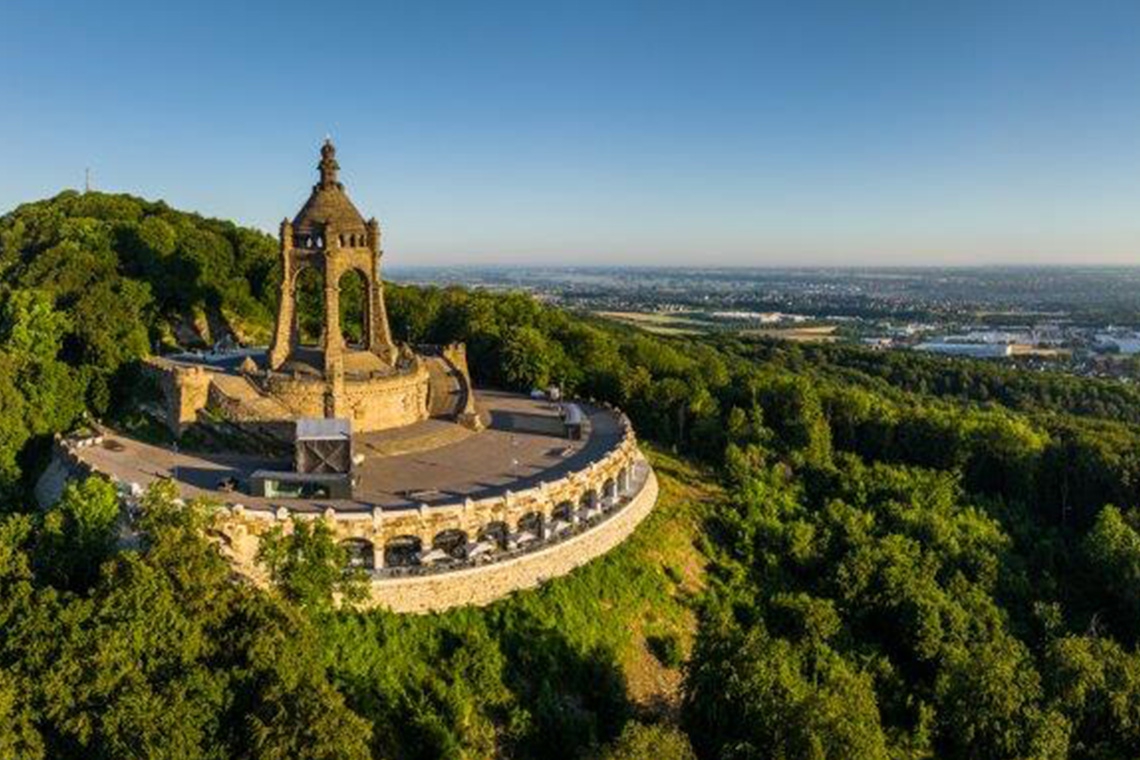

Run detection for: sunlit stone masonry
[[39, 142, 658, 613]]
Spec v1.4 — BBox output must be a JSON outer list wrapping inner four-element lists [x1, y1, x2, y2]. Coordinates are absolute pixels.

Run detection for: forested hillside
[[2, 192, 1140, 758], [0, 191, 278, 499]]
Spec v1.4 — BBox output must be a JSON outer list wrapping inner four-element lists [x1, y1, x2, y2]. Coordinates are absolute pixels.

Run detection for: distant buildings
[[914, 342, 1013, 358], [709, 311, 809, 323], [1095, 332, 1140, 355]]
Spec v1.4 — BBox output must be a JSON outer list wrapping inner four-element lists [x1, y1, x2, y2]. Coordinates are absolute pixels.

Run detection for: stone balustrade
[[43, 400, 658, 613], [211, 412, 643, 575]]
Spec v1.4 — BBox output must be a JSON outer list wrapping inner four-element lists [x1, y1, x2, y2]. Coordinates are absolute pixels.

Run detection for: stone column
[[323, 262, 345, 376], [268, 220, 295, 370], [371, 509, 385, 569], [367, 218, 396, 363]]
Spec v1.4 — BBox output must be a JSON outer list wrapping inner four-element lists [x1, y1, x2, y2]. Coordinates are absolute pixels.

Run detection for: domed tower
[[268, 140, 396, 374]]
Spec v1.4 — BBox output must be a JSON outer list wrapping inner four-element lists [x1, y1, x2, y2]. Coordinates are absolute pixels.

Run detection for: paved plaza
[[77, 391, 623, 513]]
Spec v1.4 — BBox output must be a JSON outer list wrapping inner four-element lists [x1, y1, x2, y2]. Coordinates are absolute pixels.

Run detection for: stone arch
[[432, 529, 468, 560], [603, 477, 617, 503], [517, 511, 544, 539], [338, 233, 346, 247], [338, 268, 369, 348], [384, 535, 422, 567], [293, 265, 325, 347], [478, 521, 510, 549], [617, 465, 631, 494], [552, 501, 574, 522], [579, 488, 598, 511], [340, 537, 375, 569]]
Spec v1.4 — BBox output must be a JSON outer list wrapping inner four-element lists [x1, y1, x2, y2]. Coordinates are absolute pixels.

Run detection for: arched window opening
[[552, 501, 574, 522], [338, 268, 368, 348], [384, 535, 422, 568], [432, 529, 468, 560], [602, 479, 618, 507], [478, 521, 509, 550], [294, 266, 325, 347], [340, 538, 375, 570], [517, 511, 544, 540]]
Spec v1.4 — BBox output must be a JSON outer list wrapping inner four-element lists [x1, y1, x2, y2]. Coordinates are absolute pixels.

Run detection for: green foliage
[[750, 337, 1140, 427], [257, 520, 368, 614], [37, 477, 121, 589], [1083, 506, 1140, 627], [1045, 634, 1140, 758], [593, 721, 696, 760], [685, 409, 1140, 759], [934, 634, 1069, 759], [0, 288, 70, 362], [685, 614, 890, 760], [501, 325, 561, 389], [0, 191, 280, 498], [646, 632, 683, 667], [5, 191, 1140, 757], [0, 666, 44, 760], [0, 480, 371, 760]]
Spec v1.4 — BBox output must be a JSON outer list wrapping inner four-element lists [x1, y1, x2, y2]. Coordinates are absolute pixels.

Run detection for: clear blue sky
[[4, 0, 1140, 266]]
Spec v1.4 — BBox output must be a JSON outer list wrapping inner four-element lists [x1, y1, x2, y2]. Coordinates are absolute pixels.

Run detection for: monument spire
[[269, 141, 396, 374], [318, 138, 340, 189]]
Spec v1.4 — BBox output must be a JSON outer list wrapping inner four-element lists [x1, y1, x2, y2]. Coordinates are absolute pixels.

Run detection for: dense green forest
[[3, 192, 1140, 758]]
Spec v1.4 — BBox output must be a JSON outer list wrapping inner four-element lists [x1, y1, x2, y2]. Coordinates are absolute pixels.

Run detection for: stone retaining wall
[[42, 400, 658, 614], [34, 436, 100, 507], [262, 361, 430, 432], [211, 410, 642, 569], [367, 464, 658, 612]]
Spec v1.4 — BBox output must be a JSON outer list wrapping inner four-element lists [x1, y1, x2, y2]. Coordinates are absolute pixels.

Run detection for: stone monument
[[148, 141, 478, 436]]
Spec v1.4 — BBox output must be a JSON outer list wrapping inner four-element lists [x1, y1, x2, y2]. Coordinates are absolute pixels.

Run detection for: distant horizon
[[5, 1, 1140, 267], [9, 185, 1140, 270], [387, 262, 1140, 272]]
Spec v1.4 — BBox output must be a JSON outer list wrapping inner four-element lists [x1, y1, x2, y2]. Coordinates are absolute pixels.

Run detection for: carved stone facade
[[46, 400, 658, 613], [46, 140, 660, 613], [268, 140, 396, 373], [206, 417, 651, 612], [262, 359, 430, 431], [148, 142, 477, 436], [364, 467, 657, 613]]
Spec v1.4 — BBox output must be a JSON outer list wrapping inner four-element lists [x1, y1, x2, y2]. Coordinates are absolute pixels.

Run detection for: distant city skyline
[[4, 0, 1140, 266]]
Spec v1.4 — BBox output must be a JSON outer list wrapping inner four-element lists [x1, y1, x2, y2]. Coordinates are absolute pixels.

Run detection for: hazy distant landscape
[[392, 265, 1140, 382], [390, 265, 1140, 321]]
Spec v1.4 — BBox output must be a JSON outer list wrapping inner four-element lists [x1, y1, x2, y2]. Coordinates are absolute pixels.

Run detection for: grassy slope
[[319, 448, 721, 759], [485, 446, 720, 716]]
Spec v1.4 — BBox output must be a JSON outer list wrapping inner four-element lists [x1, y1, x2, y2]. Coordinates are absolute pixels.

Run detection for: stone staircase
[[208, 373, 294, 420], [425, 356, 465, 418]]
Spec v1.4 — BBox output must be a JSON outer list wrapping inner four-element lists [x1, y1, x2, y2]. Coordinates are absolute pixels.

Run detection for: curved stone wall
[[262, 361, 430, 432], [213, 413, 639, 546], [44, 400, 658, 613], [366, 463, 657, 612]]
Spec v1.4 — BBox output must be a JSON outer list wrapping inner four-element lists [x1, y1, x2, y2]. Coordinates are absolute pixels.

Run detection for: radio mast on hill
[[84, 167, 91, 193]]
